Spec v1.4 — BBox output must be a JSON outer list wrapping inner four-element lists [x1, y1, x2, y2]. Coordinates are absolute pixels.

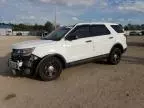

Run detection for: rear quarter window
[[111, 25, 124, 33]]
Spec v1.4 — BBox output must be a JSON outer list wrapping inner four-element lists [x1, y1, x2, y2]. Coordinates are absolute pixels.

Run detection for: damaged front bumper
[[8, 54, 40, 75]]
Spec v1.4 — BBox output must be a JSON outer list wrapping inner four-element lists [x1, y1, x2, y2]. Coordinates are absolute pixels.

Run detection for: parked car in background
[[16, 32, 22, 36], [129, 31, 141, 36], [8, 23, 127, 81], [141, 31, 144, 36]]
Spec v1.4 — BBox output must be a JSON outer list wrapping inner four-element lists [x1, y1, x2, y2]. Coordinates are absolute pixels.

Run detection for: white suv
[[8, 23, 127, 81]]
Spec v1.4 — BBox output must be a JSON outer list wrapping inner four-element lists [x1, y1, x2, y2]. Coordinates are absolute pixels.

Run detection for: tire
[[37, 56, 62, 81], [107, 48, 122, 65]]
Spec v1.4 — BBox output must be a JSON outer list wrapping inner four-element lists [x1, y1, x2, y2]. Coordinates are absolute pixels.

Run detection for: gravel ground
[[0, 36, 144, 108]]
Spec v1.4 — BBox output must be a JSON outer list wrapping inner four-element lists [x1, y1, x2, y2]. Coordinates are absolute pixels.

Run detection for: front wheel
[[37, 57, 62, 81], [107, 48, 122, 65]]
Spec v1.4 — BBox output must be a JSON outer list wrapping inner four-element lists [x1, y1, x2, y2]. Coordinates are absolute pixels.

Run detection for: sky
[[0, 0, 144, 25]]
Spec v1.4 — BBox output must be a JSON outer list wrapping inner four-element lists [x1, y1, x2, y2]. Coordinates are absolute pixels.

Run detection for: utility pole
[[54, 5, 57, 30], [0, 17, 2, 23]]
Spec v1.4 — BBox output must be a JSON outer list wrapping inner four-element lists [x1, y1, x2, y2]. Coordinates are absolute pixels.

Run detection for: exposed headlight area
[[12, 48, 35, 57], [11, 48, 35, 62], [9, 48, 40, 75]]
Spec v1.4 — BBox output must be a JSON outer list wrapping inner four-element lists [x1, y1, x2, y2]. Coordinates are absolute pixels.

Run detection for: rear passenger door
[[90, 24, 115, 56]]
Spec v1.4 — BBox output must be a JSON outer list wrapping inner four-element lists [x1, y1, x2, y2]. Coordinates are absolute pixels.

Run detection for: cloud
[[39, 0, 95, 6], [0, 0, 6, 5], [98, 0, 108, 8], [101, 18, 105, 21], [118, 1, 144, 13], [127, 18, 140, 23], [21, 15, 36, 20], [0, 0, 6, 3], [118, 18, 125, 22], [107, 18, 113, 22], [72, 17, 79, 21]]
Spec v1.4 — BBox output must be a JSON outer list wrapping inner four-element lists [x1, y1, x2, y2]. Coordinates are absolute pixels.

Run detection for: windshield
[[43, 27, 71, 41]]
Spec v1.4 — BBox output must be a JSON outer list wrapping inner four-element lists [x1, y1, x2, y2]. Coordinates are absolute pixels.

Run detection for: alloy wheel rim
[[113, 52, 120, 63], [44, 64, 57, 78]]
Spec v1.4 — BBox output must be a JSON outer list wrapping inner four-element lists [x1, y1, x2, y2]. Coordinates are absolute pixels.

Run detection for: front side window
[[67, 25, 90, 39], [44, 27, 71, 41], [90, 25, 110, 36]]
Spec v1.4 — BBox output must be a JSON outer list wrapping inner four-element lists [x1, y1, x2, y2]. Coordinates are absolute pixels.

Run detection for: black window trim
[[65, 24, 91, 40], [111, 25, 124, 33], [90, 24, 111, 37]]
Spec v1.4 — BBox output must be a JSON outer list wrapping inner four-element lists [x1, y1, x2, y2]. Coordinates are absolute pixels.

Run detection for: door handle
[[109, 37, 114, 39], [85, 40, 92, 43]]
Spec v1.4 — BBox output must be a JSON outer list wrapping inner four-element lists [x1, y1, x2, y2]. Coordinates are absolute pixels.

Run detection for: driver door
[[64, 25, 94, 63]]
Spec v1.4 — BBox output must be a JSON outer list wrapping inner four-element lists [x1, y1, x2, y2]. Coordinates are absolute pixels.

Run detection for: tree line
[[13, 21, 55, 33], [1, 22, 144, 31], [0, 21, 55, 33], [124, 24, 144, 31]]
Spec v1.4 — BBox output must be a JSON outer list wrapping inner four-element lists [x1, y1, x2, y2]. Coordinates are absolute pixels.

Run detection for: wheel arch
[[42, 53, 67, 68], [110, 43, 124, 53]]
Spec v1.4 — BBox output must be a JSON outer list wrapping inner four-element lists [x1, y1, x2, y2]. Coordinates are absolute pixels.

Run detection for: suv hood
[[12, 40, 56, 49]]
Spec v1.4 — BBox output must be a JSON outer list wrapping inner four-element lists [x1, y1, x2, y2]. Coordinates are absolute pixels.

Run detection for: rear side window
[[90, 25, 110, 36], [111, 25, 124, 33]]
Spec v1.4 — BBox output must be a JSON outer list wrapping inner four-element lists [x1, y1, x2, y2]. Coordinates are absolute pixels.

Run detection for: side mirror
[[65, 35, 76, 41]]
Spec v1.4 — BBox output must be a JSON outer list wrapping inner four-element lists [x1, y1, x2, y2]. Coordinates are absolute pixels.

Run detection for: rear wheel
[[108, 48, 122, 65], [37, 57, 62, 81]]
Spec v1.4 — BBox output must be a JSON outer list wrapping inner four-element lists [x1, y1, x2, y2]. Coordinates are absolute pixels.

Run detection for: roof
[[76, 22, 118, 26], [0, 24, 12, 29]]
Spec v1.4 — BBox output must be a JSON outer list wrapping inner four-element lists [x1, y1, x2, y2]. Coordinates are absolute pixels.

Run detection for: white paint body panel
[[92, 24, 116, 56], [11, 22, 127, 63], [64, 37, 94, 62], [12, 40, 56, 49], [116, 33, 127, 49]]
